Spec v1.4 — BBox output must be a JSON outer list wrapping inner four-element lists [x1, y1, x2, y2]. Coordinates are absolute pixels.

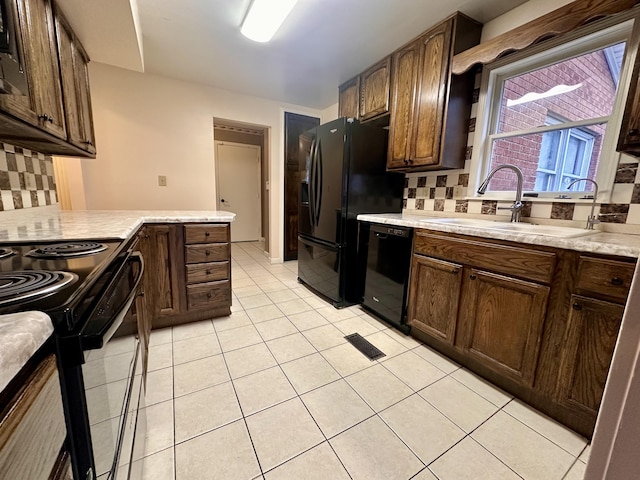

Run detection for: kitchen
[[1, 0, 640, 478]]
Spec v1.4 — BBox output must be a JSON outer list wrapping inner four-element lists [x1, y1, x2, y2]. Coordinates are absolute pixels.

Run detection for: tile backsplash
[[403, 73, 640, 231], [0, 143, 57, 211]]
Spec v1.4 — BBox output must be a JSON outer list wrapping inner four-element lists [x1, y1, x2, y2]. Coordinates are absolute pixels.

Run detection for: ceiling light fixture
[[241, 0, 298, 43]]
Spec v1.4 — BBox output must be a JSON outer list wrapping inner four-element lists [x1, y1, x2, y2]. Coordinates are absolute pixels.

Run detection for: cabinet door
[[0, 0, 38, 124], [338, 76, 359, 119], [556, 295, 623, 417], [407, 254, 462, 344], [458, 269, 549, 386], [18, 0, 66, 138], [410, 19, 453, 167], [148, 225, 182, 318], [359, 56, 390, 121], [54, 9, 96, 154], [387, 40, 420, 170]]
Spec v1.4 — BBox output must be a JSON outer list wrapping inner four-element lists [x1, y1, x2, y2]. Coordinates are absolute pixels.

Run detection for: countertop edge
[[0, 311, 53, 392], [358, 213, 640, 258]]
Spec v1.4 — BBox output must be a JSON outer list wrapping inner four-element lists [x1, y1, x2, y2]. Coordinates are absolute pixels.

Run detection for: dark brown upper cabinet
[[359, 56, 391, 122], [338, 76, 360, 119], [387, 13, 482, 172], [338, 57, 391, 123], [54, 7, 96, 155], [0, 0, 95, 157], [0, 0, 66, 138]]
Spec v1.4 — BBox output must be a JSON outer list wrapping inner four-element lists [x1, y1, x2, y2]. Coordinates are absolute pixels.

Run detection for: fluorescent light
[[506, 84, 582, 107], [241, 0, 298, 43]]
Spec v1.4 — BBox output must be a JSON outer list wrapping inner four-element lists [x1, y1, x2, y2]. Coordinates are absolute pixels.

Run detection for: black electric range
[[0, 238, 147, 480], [0, 240, 124, 331]]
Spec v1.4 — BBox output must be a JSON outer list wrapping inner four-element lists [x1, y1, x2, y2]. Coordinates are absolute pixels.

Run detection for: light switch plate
[[158, 175, 167, 187]]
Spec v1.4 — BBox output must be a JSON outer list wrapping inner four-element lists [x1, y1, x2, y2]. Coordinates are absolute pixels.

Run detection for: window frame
[[469, 15, 638, 203]]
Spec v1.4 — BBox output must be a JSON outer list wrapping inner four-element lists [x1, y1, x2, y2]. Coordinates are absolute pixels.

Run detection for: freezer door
[[298, 119, 347, 245], [298, 235, 343, 304]]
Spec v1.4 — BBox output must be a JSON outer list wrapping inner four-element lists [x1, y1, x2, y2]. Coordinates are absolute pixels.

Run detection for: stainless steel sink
[[418, 217, 597, 238]]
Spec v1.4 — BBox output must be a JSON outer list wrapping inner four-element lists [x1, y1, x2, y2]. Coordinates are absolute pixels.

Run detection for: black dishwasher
[[361, 223, 412, 333]]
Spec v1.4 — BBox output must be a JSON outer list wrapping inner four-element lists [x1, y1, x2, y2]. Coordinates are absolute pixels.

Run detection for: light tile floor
[[138, 241, 590, 480]]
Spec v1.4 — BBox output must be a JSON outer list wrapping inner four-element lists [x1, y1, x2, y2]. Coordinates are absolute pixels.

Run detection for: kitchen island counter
[[0, 311, 53, 392], [359, 213, 640, 258], [0, 205, 236, 242]]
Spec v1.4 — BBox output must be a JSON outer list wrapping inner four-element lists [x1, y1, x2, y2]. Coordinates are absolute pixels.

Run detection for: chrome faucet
[[477, 164, 524, 222], [566, 178, 600, 230]]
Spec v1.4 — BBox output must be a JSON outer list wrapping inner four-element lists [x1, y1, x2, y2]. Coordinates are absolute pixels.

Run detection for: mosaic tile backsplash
[[0, 143, 57, 211], [403, 74, 640, 230]]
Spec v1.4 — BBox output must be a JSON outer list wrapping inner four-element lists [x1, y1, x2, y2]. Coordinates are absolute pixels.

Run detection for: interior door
[[215, 142, 261, 242]]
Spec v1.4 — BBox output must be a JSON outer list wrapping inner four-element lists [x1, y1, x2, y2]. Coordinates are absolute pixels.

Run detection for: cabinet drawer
[[414, 230, 556, 284], [186, 261, 230, 284], [0, 355, 66, 480], [184, 224, 229, 244], [576, 256, 636, 302], [185, 243, 230, 264], [187, 280, 231, 310]]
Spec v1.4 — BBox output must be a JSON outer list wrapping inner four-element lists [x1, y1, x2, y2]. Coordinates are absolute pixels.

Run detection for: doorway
[[213, 119, 269, 248], [215, 141, 261, 242]]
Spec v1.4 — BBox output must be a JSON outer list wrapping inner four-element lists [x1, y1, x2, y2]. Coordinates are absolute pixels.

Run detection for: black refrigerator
[[297, 117, 404, 307]]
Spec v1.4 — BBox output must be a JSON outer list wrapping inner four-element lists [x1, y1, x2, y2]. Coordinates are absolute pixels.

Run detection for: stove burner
[[0, 271, 78, 306], [27, 242, 108, 258], [0, 248, 15, 260]]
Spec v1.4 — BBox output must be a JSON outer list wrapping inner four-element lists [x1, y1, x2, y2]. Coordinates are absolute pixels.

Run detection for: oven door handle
[[102, 252, 144, 346], [80, 251, 144, 350]]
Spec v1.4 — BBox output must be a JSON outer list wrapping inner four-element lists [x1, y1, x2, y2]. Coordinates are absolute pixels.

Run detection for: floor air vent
[[344, 333, 386, 361]]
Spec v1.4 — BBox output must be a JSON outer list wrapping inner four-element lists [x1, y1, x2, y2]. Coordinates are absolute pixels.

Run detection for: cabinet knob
[[572, 302, 583, 311], [451, 268, 459, 275], [611, 277, 624, 286], [469, 274, 477, 280], [206, 269, 212, 275], [38, 113, 49, 121], [205, 250, 211, 256], [205, 232, 210, 237], [85, 140, 94, 146], [629, 128, 640, 137], [207, 292, 213, 299]]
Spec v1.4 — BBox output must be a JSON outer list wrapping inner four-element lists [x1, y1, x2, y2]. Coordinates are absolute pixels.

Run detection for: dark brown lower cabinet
[[142, 222, 232, 330], [458, 269, 549, 386], [556, 295, 624, 418], [407, 228, 635, 438], [407, 254, 462, 344]]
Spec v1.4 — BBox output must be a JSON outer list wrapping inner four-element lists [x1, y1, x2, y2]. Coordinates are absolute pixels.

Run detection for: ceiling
[[55, 0, 530, 110]]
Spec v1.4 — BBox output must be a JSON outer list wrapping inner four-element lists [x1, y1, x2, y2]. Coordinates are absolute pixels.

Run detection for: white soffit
[[55, 0, 144, 72]]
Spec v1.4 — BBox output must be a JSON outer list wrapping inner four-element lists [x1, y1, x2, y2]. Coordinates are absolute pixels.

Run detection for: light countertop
[[358, 213, 640, 258], [0, 206, 236, 242], [0, 311, 53, 391]]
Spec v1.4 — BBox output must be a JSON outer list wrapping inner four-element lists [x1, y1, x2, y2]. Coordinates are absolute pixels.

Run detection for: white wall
[[73, 62, 322, 261], [321, 102, 339, 123]]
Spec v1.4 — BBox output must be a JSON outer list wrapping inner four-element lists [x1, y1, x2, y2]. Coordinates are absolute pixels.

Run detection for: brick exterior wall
[[488, 48, 618, 192]]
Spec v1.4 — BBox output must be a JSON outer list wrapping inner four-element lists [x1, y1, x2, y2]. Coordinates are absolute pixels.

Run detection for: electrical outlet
[[158, 175, 167, 187]]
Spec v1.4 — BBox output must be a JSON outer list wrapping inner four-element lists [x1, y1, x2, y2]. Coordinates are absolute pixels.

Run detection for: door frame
[[214, 140, 262, 241]]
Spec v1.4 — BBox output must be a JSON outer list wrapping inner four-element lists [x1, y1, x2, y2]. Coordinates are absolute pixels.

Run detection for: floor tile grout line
[[209, 319, 266, 477]]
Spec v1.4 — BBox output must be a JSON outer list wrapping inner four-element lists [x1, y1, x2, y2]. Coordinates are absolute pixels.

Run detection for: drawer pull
[[572, 302, 583, 311], [469, 274, 477, 280], [205, 250, 211, 256], [206, 269, 212, 275], [207, 292, 213, 299], [205, 232, 210, 237], [611, 277, 624, 286]]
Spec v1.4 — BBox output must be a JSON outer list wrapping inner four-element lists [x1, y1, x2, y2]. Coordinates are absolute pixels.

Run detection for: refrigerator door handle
[[308, 137, 317, 227], [315, 140, 323, 226]]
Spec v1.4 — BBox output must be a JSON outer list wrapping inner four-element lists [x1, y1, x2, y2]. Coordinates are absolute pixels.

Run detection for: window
[[473, 19, 636, 198]]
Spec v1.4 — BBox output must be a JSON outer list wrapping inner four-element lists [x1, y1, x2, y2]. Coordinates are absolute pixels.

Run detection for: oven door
[[57, 250, 145, 480]]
